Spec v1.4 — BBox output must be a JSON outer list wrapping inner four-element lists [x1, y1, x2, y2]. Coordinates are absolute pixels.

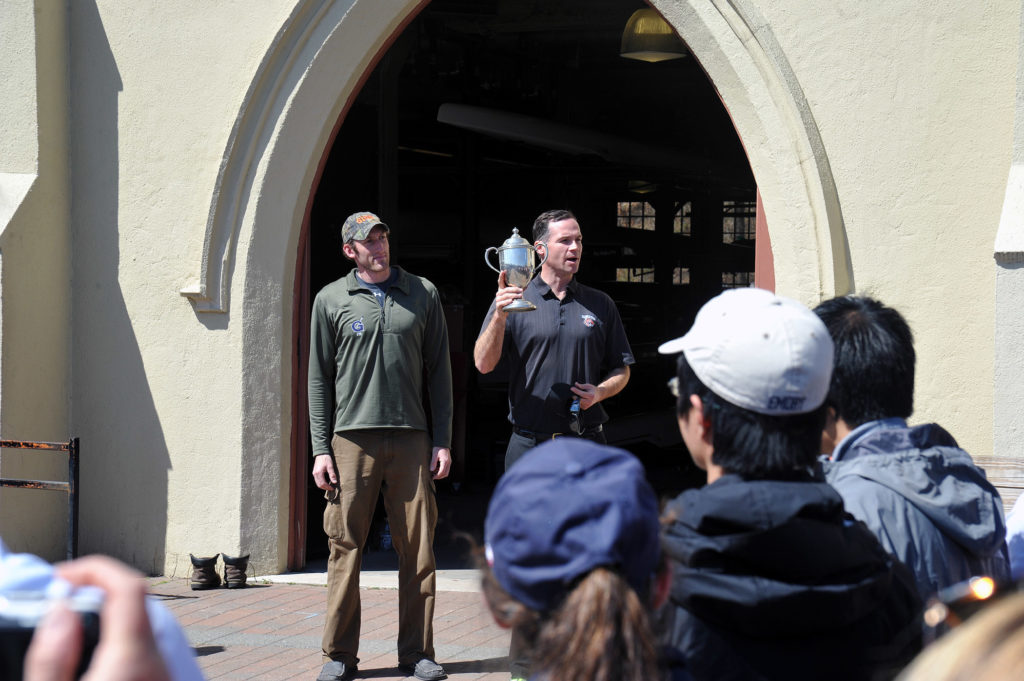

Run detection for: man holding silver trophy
[[475, 208, 635, 681], [474, 209, 635, 472]]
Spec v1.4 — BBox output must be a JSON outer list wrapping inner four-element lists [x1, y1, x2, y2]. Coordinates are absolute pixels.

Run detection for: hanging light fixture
[[620, 8, 686, 63]]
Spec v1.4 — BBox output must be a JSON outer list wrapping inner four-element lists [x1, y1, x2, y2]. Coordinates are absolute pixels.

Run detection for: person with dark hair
[[475, 209, 634, 679], [658, 288, 921, 681], [309, 212, 452, 681], [814, 295, 916, 441], [815, 295, 1009, 598], [475, 209, 635, 471], [483, 438, 689, 681]]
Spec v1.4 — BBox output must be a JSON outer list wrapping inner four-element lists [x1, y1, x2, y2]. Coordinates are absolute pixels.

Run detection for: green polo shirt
[[308, 267, 453, 456]]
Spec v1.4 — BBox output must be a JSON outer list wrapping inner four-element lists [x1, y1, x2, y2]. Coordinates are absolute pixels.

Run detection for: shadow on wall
[[0, 3, 74, 560], [69, 0, 170, 573]]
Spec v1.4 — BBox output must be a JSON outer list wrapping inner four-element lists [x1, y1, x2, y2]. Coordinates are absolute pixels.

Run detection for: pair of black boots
[[190, 553, 249, 590]]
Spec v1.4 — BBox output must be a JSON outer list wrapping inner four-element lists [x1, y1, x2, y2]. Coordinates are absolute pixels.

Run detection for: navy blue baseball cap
[[484, 439, 661, 612]]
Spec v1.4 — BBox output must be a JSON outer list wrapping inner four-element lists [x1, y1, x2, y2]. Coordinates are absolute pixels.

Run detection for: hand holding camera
[[0, 588, 100, 680], [21, 556, 171, 681]]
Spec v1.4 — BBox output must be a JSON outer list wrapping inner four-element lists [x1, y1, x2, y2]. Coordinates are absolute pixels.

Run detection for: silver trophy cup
[[484, 227, 548, 312]]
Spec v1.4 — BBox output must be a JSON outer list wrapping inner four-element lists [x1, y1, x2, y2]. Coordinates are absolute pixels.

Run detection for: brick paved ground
[[148, 575, 511, 681]]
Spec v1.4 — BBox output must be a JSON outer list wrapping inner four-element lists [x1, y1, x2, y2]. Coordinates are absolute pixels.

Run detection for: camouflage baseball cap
[[341, 211, 389, 242]]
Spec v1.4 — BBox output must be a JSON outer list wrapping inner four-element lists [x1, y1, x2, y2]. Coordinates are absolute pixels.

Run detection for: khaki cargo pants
[[321, 429, 437, 667]]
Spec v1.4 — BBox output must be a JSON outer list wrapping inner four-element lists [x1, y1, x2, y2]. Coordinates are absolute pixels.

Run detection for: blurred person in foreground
[[481, 438, 690, 681], [657, 288, 921, 681], [814, 295, 1009, 598], [897, 590, 1024, 681], [0, 538, 204, 681]]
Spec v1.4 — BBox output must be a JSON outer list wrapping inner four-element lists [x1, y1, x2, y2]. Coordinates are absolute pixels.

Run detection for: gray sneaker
[[316, 660, 357, 681], [398, 658, 447, 680]]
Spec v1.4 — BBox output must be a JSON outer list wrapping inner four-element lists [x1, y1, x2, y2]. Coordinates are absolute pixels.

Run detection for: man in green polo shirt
[[308, 211, 453, 681]]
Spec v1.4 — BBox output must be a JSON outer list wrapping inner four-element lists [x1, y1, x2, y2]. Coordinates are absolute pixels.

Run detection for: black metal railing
[[0, 437, 80, 559]]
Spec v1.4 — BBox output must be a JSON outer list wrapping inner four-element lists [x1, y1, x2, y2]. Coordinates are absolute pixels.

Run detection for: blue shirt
[[356, 269, 398, 308]]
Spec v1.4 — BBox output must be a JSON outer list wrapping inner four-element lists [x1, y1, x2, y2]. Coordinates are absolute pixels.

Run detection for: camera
[[0, 591, 101, 680]]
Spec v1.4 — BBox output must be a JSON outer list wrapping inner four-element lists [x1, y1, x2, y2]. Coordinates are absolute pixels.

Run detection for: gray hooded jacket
[[822, 418, 1009, 599]]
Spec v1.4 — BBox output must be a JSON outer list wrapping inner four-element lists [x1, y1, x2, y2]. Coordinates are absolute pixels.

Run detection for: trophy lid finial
[[502, 227, 531, 249]]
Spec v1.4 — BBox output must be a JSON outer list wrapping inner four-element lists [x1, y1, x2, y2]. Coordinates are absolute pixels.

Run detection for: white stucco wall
[[68, 1, 294, 573], [994, 1, 1024, 504], [0, 0, 72, 559], [750, 0, 1018, 459]]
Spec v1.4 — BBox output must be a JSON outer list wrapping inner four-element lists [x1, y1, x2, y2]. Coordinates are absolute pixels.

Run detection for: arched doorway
[[293, 0, 842, 568], [301, 0, 765, 565], [183, 0, 848, 571]]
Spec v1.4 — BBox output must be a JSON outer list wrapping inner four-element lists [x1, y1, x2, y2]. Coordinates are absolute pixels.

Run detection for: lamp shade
[[620, 8, 686, 62]]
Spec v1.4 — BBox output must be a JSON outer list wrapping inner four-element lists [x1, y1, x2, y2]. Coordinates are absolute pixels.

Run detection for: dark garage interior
[[301, 0, 757, 566]]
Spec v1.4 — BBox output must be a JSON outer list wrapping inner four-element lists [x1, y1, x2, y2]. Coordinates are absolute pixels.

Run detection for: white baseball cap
[[658, 288, 834, 415]]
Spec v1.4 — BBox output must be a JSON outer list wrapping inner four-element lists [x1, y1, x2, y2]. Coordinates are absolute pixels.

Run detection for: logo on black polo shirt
[[581, 314, 597, 328], [351, 317, 365, 336]]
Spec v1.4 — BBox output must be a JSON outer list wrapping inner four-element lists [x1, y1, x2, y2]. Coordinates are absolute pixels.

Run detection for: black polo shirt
[[480, 276, 635, 433]]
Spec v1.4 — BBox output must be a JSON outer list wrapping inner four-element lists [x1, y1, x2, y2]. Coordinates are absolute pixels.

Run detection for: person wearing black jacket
[[656, 289, 922, 681]]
